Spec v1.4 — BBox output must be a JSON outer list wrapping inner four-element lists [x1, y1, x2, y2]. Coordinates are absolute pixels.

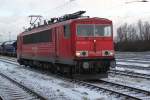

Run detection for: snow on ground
[[106, 75, 150, 92], [117, 59, 150, 63], [0, 61, 115, 100], [116, 51, 150, 71], [109, 52, 150, 91], [0, 52, 150, 99], [117, 61, 150, 67], [116, 51, 150, 59], [116, 67, 150, 75], [0, 75, 35, 100]]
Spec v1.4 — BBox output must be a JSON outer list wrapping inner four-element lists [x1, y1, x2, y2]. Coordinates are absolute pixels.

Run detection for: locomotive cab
[[71, 18, 116, 79]]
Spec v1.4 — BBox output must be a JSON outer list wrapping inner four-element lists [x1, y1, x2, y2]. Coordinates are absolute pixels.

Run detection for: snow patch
[[117, 61, 150, 67]]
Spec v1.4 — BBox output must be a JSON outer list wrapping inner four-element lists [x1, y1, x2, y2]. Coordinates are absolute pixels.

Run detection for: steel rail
[[0, 71, 47, 100], [109, 69, 150, 80], [72, 80, 143, 100], [117, 64, 150, 70]]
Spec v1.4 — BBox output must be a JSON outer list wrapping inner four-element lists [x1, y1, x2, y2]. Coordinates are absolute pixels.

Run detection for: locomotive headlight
[[109, 51, 114, 56], [102, 50, 114, 56], [76, 51, 88, 57], [76, 52, 81, 57]]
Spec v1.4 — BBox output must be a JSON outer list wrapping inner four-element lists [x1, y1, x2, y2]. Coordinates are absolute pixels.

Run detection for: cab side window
[[64, 24, 70, 38]]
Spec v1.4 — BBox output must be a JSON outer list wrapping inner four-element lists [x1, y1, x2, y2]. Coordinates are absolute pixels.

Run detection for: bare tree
[[143, 21, 150, 41], [116, 20, 150, 51], [137, 20, 144, 41], [117, 27, 123, 42]]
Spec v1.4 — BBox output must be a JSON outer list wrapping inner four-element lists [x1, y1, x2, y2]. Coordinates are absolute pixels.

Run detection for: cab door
[[62, 24, 72, 58], [55, 25, 72, 62]]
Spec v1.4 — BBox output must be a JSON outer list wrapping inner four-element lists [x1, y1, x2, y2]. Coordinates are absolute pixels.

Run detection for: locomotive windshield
[[77, 24, 112, 37]]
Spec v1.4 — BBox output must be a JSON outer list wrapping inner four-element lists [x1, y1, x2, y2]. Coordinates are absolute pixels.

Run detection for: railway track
[[51, 74, 150, 100], [0, 56, 17, 62], [87, 79, 150, 100], [1, 56, 150, 80], [109, 69, 150, 80], [0, 58, 150, 99], [0, 71, 46, 100], [117, 64, 150, 70]]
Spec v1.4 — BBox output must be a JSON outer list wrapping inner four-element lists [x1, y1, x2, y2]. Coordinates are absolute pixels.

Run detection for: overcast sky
[[0, 0, 150, 41]]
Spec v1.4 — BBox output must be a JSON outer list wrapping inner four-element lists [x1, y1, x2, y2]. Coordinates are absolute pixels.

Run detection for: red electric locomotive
[[17, 11, 116, 80]]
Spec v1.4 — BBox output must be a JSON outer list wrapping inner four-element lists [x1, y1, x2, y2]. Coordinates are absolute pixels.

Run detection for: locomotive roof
[[21, 17, 112, 35]]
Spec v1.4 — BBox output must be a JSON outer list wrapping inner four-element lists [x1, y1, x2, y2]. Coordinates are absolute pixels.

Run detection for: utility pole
[[0, 34, 2, 42], [9, 32, 11, 41]]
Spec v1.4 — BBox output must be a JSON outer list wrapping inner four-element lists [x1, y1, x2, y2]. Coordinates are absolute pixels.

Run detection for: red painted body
[[17, 18, 114, 63], [17, 17, 115, 79], [17, 17, 115, 80]]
